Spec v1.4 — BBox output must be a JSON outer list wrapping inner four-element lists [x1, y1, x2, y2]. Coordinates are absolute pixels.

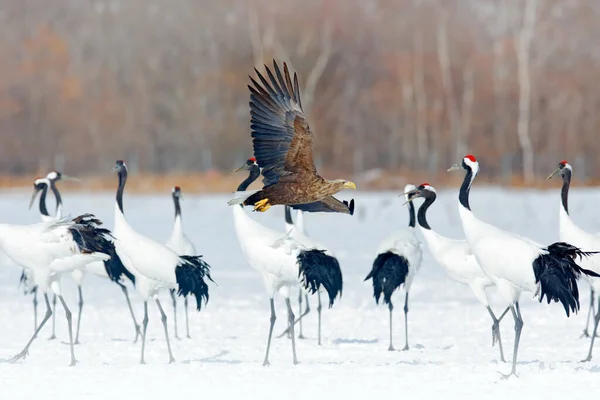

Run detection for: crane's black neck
[[285, 206, 293, 225], [459, 166, 474, 211], [561, 168, 571, 215], [236, 166, 260, 207], [116, 167, 127, 214], [407, 199, 416, 228], [417, 191, 436, 230], [172, 193, 181, 219], [49, 181, 62, 213], [38, 184, 50, 217]]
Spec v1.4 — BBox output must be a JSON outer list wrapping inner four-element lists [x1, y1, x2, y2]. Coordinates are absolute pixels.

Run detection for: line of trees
[[0, 0, 599, 182]]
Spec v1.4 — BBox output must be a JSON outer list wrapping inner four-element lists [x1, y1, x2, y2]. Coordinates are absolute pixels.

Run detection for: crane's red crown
[[420, 182, 430, 187], [560, 160, 568, 165], [465, 155, 477, 163], [248, 157, 256, 162]]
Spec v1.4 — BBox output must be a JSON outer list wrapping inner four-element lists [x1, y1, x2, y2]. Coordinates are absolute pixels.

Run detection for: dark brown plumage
[[228, 60, 356, 213]]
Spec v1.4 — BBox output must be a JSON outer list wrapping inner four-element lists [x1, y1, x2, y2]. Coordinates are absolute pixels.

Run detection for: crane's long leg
[[184, 296, 191, 338], [581, 297, 600, 362], [487, 306, 509, 363], [169, 289, 179, 340], [32, 289, 38, 332], [57, 295, 77, 366], [10, 293, 52, 363], [118, 283, 141, 343], [74, 286, 84, 344], [276, 297, 311, 339], [388, 302, 394, 351], [48, 294, 57, 340], [263, 298, 276, 366], [582, 288, 597, 338], [317, 291, 322, 346], [297, 290, 305, 339], [402, 292, 410, 351], [503, 302, 523, 378], [285, 298, 299, 364], [140, 301, 149, 364], [155, 298, 175, 363]]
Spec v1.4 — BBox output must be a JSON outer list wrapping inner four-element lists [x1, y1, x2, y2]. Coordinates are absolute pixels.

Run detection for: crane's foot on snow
[[580, 329, 600, 338], [499, 371, 518, 380], [9, 350, 29, 363]]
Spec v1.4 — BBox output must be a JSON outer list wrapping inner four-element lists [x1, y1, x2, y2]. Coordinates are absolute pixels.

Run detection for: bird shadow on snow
[[184, 350, 242, 365], [332, 338, 379, 345]]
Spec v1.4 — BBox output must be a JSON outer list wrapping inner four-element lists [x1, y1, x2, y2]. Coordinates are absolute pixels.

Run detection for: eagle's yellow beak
[[343, 181, 357, 190]]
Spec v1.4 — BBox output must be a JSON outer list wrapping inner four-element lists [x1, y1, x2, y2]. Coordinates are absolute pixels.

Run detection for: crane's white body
[[459, 205, 542, 303], [233, 205, 301, 297], [113, 204, 181, 298], [0, 219, 108, 292], [166, 215, 196, 256], [419, 228, 492, 306], [40, 183, 110, 282]]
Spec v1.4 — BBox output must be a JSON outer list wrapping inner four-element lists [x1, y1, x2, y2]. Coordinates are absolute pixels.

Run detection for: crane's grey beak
[[447, 163, 462, 172], [61, 174, 80, 182], [28, 188, 41, 210], [232, 163, 251, 173], [547, 168, 560, 180], [401, 190, 420, 206], [399, 188, 418, 197]]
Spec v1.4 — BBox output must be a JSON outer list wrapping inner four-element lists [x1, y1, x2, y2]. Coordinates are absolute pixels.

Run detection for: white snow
[[1, 187, 600, 399]]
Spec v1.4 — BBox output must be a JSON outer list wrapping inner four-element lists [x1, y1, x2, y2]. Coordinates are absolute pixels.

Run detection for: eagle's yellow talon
[[253, 198, 271, 212]]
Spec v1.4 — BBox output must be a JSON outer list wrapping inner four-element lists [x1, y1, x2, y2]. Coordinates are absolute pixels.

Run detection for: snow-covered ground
[[1, 187, 600, 399]]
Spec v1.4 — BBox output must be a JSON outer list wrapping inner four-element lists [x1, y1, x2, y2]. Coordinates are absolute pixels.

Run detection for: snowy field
[[1, 187, 600, 399]]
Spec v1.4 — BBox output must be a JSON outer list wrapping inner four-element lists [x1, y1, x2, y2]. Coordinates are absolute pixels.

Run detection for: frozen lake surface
[[1, 187, 600, 399]]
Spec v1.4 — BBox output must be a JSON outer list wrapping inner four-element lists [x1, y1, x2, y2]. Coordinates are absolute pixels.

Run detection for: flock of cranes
[[1, 60, 600, 378], [3, 163, 214, 365]]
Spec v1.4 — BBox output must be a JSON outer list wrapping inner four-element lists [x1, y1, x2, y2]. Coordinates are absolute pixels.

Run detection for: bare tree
[[514, 0, 538, 183]]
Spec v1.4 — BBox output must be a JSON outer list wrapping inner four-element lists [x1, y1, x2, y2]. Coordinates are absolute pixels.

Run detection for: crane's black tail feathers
[[103, 252, 136, 286], [297, 249, 343, 308], [69, 214, 115, 255], [175, 255, 214, 311], [365, 252, 409, 305], [534, 242, 600, 317]]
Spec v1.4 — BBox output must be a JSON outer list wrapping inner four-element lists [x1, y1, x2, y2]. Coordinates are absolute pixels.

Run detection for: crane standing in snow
[[365, 185, 423, 351], [29, 174, 140, 343], [406, 183, 509, 361], [112, 160, 213, 364], [449, 154, 600, 377], [165, 186, 196, 339], [548, 160, 600, 361], [232, 157, 342, 364]]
